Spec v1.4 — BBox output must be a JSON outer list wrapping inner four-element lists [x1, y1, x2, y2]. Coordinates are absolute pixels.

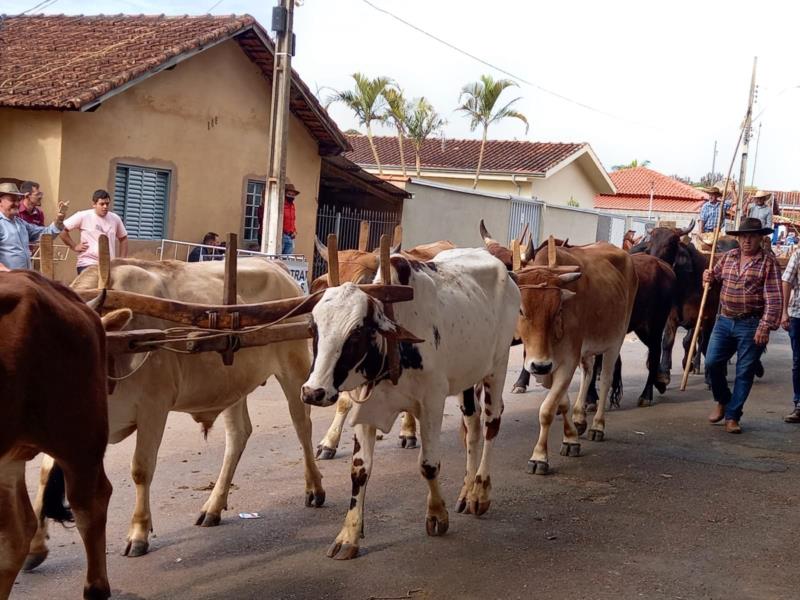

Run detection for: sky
[[6, 0, 800, 190]]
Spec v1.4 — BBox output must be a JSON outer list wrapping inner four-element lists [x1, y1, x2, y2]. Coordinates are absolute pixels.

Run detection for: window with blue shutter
[[114, 164, 170, 240]]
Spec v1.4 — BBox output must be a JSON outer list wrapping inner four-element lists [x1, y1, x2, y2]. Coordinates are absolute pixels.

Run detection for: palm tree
[[383, 87, 410, 177], [327, 73, 392, 174], [405, 97, 446, 177], [457, 74, 529, 189], [611, 159, 652, 171]]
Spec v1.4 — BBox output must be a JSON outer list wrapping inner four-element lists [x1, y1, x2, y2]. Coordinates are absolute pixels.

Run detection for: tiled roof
[[767, 190, 800, 207], [0, 14, 348, 154], [594, 196, 704, 214], [345, 134, 586, 175], [594, 167, 708, 214]]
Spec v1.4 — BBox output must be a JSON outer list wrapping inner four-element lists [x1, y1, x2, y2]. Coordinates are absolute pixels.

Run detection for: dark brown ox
[[516, 242, 637, 474], [0, 271, 129, 600], [310, 237, 455, 458]]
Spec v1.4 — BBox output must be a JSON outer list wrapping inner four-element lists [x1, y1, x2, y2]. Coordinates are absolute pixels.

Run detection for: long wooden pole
[[680, 127, 747, 391]]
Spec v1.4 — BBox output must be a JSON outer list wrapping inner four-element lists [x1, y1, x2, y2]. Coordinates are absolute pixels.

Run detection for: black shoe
[[754, 360, 764, 379], [784, 408, 800, 423]]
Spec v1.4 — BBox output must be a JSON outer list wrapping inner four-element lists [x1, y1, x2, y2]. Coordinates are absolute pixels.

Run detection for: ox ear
[[558, 272, 582, 284], [390, 242, 402, 254], [560, 289, 577, 301], [376, 316, 425, 344], [101, 308, 132, 332], [314, 236, 329, 263], [85, 288, 107, 314]]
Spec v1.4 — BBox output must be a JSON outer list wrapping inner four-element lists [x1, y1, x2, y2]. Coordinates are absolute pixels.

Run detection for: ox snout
[[527, 359, 552, 376], [301, 385, 338, 407]]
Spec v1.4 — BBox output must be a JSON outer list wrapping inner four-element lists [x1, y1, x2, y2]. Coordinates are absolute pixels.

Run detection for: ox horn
[[479, 219, 494, 245], [314, 236, 329, 263], [558, 272, 582, 284], [85, 288, 107, 314], [390, 242, 402, 254], [679, 219, 696, 236], [521, 235, 535, 264]]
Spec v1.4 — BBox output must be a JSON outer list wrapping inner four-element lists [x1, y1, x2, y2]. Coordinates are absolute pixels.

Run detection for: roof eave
[[544, 145, 616, 194]]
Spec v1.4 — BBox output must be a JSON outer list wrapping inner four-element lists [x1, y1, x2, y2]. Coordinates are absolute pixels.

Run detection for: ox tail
[[42, 463, 75, 524], [609, 357, 623, 409]]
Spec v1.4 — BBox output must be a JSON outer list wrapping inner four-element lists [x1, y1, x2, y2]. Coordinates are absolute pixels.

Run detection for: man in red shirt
[[18, 181, 45, 226], [257, 180, 299, 254]]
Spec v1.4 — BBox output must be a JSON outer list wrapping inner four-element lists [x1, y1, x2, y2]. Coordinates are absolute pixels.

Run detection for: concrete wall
[[401, 181, 511, 248], [599, 207, 695, 229], [51, 39, 321, 265], [531, 161, 599, 209], [541, 204, 599, 245]]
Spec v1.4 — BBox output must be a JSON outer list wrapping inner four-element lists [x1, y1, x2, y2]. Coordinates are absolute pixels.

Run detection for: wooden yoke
[[39, 234, 54, 280], [393, 225, 403, 247], [326, 232, 340, 287], [221, 233, 239, 365], [98, 234, 111, 289], [380, 234, 401, 384], [511, 239, 521, 271], [547, 235, 557, 268], [358, 221, 370, 251]]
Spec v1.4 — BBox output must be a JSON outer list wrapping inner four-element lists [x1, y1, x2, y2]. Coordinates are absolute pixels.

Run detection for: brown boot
[[784, 408, 800, 423], [708, 403, 725, 423], [725, 419, 742, 434]]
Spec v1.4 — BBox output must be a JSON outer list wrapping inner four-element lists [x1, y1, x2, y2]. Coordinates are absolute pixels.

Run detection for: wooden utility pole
[[261, 0, 295, 255], [734, 57, 758, 228]]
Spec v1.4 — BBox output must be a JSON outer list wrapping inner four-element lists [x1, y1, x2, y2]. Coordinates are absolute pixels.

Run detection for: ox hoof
[[585, 402, 598, 414], [468, 499, 491, 517], [195, 511, 221, 527], [122, 540, 149, 557], [305, 489, 326, 508], [511, 385, 527, 394], [455, 497, 467, 513], [560, 442, 581, 457], [315, 445, 337, 460], [425, 515, 449, 536], [654, 381, 667, 394], [526, 460, 549, 475], [399, 435, 418, 449], [22, 551, 48, 572], [588, 429, 605, 442], [637, 396, 653, 408], [574, 421, 588, 436], [327, 541, 360, 560], [83, 582, 111, 600]]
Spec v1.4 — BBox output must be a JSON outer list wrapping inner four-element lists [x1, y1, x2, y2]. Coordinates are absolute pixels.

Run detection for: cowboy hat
[[285, 178, 300, 196], [726, 217, 773, 236], [703, 185, 724, 196], [0, 182, 25, 197], [752, 190, 772, 199]]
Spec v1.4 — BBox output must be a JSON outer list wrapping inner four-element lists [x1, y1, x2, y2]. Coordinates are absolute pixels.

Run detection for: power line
[[360, 0, 661, 130], [16, 0, 59, 16], [206, 0, 225, 12]]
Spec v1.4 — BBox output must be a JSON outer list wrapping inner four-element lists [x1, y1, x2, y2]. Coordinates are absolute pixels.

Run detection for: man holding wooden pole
[[702, 217, 782, 433]]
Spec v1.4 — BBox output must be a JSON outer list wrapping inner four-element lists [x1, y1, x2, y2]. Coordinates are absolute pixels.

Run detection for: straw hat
[[752, 190, 772, 199], [0, 182, 25, 197], [703, 185, 723, 196]]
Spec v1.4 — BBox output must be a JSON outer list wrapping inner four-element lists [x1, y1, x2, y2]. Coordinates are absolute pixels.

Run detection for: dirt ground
[[12, 332, 800, 600]]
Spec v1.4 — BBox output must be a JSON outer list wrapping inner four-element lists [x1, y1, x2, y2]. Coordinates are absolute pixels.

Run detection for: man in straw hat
[[697, 184, 733, 234], [746, 190, 774, 230], [702, 217, 782, 433], [0, 182, 67, 272]]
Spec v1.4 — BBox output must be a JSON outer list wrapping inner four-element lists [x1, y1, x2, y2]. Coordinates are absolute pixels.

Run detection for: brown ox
[[26, 257, 323, 565], [310, 237, 455, 459], [517, 242, 637, 474], [0, 271, 130, 600]]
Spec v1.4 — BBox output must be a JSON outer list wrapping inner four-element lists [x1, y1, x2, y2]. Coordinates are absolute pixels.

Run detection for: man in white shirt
[[782, 250, 800, 423], [60, 189, 128, 273]]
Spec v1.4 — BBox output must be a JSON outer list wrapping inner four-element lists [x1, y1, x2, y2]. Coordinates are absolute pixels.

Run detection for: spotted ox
[[1, 271, 131, 600], [517, 242, 637, 474], [26, 257, 324, 566], [311, 237, 455, 458], [301, 248, 520, 559]]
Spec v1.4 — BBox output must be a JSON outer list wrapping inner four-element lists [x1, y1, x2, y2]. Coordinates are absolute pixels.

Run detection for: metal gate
[[507, 198, 542, 246], [596, 214, 626, 246], [313, 204, 401, 278]]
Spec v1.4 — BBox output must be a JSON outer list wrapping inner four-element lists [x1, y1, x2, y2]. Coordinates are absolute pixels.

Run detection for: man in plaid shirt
[[702, 217, 782, 433], [781, 250, 800, 423], [698, 185, 732, 233]]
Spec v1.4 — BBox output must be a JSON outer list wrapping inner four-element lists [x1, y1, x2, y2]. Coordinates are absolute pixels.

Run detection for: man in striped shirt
[[702, 217, 782, 433]]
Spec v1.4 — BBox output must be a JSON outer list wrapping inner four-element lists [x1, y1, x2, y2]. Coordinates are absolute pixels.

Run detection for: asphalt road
[[13, 331, 800, 600]]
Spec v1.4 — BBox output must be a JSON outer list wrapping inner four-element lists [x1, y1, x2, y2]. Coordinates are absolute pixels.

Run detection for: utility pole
[[734, 56, 757, 228], [261, 0, 295, 255], [710, 140, 718, 180]]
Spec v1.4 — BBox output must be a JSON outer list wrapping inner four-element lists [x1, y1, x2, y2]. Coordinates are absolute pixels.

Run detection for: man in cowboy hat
[[256, 179, 300, 254], [702, 217, 782, 433], [697, 184, 733, 234], [746, 190, 774, 230], [0, 182, 67, 272]]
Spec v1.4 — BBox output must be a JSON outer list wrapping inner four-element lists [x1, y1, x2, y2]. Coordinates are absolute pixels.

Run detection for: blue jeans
[[705, 315, 765, 421], [281, 233, 295, 255], [788, 318, 800, 407]]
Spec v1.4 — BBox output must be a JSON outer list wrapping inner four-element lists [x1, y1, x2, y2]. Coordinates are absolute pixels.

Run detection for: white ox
[[300, 248, 520, 559], [26, 258, 324, 565]]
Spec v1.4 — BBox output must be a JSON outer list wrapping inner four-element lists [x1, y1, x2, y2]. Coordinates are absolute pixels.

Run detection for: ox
[[311, 237, 455, 458], [301, 248, 519, 559], [1, 271, 130, 600], [26, 257, 324, 565], [516, 242, 637, 474]]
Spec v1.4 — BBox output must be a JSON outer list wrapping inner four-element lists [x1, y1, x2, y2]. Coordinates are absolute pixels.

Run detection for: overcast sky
[[7, 0, 799, 189]]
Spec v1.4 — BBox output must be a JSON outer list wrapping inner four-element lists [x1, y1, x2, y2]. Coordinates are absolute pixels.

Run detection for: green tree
[[611, 159, 652, 171], [327, 73, 392, 174], [457, 75, 529, 189], [383, 87, 410, 177], [405, 97, 446, 177]]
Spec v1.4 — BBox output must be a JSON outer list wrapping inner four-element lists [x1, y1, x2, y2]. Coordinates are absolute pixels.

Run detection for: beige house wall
[[530, 162, 598, 208], [25, 39, 321, 272]]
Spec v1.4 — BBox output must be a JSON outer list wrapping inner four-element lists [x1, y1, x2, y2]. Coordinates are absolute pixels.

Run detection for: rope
[[108, 351, 153, 381], [350, 335, 389, 405]]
